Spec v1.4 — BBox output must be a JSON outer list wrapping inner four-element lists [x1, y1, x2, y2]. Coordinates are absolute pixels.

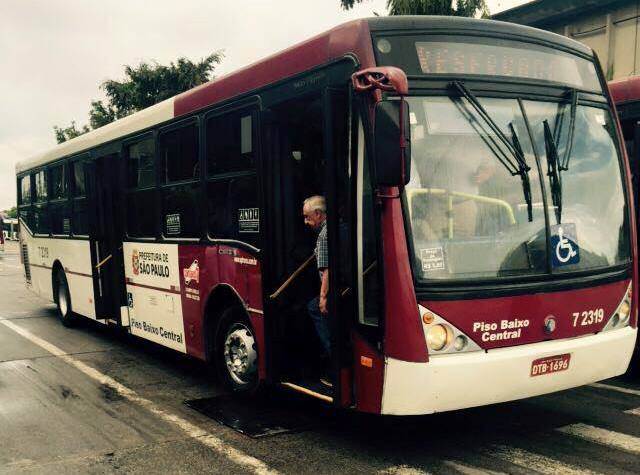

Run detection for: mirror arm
[[351, 67, 409, 95]]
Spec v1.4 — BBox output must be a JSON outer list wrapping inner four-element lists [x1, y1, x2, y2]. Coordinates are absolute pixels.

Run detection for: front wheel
[[216, 308, 259, 393], [55, 271, 77, 328]]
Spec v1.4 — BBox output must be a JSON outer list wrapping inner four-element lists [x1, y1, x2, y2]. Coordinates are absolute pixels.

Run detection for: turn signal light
[[422, 312, 435, 324]]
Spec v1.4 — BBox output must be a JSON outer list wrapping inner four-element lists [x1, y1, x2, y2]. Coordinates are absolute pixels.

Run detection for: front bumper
[[381, 326, 637, 415]]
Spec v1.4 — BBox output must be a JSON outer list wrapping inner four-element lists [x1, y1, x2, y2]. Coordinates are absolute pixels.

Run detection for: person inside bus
[[302, 195, 331, 367]]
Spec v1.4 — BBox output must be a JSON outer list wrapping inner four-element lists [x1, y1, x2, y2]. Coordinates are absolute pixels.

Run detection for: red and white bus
[[17, 17, 637, 415]]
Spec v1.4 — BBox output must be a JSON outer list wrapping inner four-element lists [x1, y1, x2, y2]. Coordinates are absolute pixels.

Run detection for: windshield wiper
[[451, 81, 533, 222], [543, 120, 563, 223], [552, 88, 578, 171], [510, 123, 532, 222]]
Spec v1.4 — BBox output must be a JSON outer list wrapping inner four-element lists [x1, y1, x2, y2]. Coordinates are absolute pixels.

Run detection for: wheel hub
[[223, 324, 257, 385]]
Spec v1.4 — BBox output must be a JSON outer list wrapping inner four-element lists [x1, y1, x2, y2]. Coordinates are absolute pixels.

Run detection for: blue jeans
[[307, 296, 331, 356]]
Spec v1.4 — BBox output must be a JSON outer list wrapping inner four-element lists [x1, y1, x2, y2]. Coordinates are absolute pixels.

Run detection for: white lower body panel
[[381, 327, 637, 415]]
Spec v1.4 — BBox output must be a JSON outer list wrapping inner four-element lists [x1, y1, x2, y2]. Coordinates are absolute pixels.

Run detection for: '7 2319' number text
[[572, 308, 604, 327]]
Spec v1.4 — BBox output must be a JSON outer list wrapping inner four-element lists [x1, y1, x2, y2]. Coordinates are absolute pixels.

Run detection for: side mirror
[[374, 100, 411, 187]]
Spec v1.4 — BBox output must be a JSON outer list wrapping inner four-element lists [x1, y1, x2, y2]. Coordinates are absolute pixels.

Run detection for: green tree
[[53, 121, 90, 144], [54, 52, 223, 143], [3, 207, 17, 219], [341, 0, 488, 16]]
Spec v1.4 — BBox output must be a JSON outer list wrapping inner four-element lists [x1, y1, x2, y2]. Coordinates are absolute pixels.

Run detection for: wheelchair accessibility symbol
[[551, 223, 580, 267]]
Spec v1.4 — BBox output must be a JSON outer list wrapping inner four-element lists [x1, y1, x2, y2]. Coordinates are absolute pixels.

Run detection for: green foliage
[[341, 0, 488, 17], [4, 207, 17, 219], [53, 121, 90, 144], [53, 52, 223, 143]]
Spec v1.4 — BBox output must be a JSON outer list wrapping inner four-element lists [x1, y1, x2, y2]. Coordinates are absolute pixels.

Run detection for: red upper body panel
[[609, 76, 640, 105], [174, 20, 376, 117]]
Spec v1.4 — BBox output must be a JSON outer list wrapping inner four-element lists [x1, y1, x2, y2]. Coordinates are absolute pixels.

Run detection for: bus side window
[[71, 159, 89, 235], [124, 137, 156, 238], [17, 175, 34, 232], [33, 170, 50, 235], [50, 163, 71, 235], [159, 124, 200, 238], [206, 111, 259, 247]]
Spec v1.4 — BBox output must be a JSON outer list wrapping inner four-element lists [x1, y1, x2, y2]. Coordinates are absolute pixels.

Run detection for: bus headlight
[[419, 305, 482, 355], [603, 282, 632, 332], [618, 301, 630, 324], [427, 324, 450, 351]]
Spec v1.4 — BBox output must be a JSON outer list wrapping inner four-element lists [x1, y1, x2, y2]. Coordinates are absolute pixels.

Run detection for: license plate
[[530, 354, 571, 377]]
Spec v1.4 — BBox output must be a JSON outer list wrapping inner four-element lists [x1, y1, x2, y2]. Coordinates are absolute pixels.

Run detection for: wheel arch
[[202, 283, 250, 363]]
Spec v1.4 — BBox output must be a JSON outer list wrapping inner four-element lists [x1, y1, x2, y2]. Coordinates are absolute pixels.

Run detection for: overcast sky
[[0, 0, 528, 211]]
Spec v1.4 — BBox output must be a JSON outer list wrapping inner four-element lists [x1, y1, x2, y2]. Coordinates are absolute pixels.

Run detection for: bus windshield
[[405, 95, 630, 281]]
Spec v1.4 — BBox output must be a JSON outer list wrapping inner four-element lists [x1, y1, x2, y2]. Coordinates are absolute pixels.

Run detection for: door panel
[[87, 153, 126, 320]]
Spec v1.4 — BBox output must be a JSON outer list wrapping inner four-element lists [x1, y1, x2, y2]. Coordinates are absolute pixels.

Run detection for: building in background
[[493, 0, 640, 80]]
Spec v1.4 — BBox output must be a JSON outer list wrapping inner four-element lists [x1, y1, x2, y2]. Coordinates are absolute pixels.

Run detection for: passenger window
[[207, 112, 255, 174], [34, 171, 47, 202], [72, 161, 86, 197], [50, 164, 68, 200], [126, 138, 155, 188], [207, 175, 259, 246], [19, 176, 31, 204], [126, 189, 156, 238], [160, 123, 199, 183], [206, 108, 259, 247]]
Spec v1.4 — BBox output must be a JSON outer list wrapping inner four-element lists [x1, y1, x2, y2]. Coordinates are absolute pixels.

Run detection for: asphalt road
[[2, 240, 640, 475]]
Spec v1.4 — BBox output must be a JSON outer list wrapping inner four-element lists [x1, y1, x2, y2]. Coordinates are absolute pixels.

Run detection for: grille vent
[[21, 244, 31, 283]]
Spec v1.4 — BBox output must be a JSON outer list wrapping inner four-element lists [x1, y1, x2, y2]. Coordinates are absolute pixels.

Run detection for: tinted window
[[126, 189, 156, 237], [207, 112, 255, 174], [50, 164, 67, 200], [72, 161, 86, 197], [72, 199, 89, 235], [34, 171, 47, 202], [207, 175, 259, 246], [162, 183, 200, 238], [33, 204, 50, 234], [127, 138, 155, 188], [19, 176, 31, 204], [160, 124, 199, 183], [51, 202, 71, 235]]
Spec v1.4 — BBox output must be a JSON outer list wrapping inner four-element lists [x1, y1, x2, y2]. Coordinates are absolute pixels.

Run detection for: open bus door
[[263, 86, 353, 406], [86, 152, 126, 322]]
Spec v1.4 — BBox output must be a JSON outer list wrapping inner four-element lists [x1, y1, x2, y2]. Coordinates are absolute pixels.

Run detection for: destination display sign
[[374, 36, 601, 91]]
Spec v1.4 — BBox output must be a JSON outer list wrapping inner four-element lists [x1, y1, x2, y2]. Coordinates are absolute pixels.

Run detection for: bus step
[[280, 380, 333, 403]]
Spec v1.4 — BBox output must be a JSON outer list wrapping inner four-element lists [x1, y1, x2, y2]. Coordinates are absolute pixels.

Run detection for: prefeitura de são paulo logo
[[183, 260, 200, 286], [132, 249, 140, 275]]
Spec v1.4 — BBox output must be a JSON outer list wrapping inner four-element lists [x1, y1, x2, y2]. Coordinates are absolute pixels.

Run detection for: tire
[[55, 270, 77, 328], [215, 307, 260, 393]]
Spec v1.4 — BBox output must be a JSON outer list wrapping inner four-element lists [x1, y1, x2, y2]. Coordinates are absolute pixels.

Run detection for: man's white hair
[[303, 195, 326, 214]]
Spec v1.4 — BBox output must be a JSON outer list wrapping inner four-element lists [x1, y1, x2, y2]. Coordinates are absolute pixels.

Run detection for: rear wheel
[[55, 271, 77, 328], [216, 307, 259, 393]]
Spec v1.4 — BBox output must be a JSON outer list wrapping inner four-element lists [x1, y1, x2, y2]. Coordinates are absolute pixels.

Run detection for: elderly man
[[303, 195, 331, 358]]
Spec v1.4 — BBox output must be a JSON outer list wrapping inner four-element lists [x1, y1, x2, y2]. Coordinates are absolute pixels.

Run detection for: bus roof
[[16, 16, 593, 174], [609, 76, 640, 105]]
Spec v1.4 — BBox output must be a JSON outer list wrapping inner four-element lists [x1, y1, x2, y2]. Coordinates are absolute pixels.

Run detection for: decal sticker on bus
[[551, 223, 580, 267], [420, 247, 445, 272]]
